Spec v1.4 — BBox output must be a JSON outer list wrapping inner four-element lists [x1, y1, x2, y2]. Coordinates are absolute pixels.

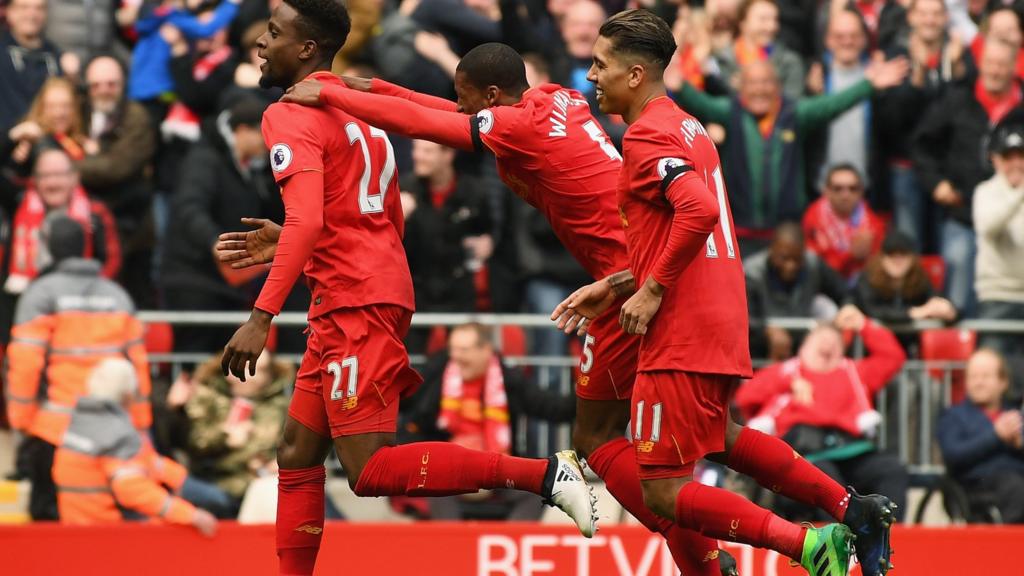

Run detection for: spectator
[[805, 9, 878, 192], [555, 0, 605, 97], [735, 305, 909, 521], [45, 0, 125, 64], [2, 77, 85, 199], [964, 8, 1024, 80], [6, 149, 121, 295], [849, 230, 957, 330], [877, 0, 965, 248], [78, 55, 157, 307], [399, 323, 575, 519], [127, 0, 241, 124], [5, 215, 150, 520], [937, 348, 1024, 523], [973, 117, 1024, 365], [220, 20, 282, 108], [161, 98, 280, 356], [402, 139, 492, 316], [516, 202, 590, 360], [663, 4, 715, 93], [0, 0, 67, 137], [802, 163, 886, 282], [841, 0, 905, 54], [713, 0, 806, 99], [675, 56, 906, 253], [180, 351, 290, 515], [912, 38, 1022, 316], [745, 223, 849, 360], [53, 357, 220, 533]]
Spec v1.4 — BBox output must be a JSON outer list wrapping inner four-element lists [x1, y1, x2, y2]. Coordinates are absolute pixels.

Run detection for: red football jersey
[[258, 72, 414, 319], [473, 84, 629, 280], [618, 97, 752, 377]]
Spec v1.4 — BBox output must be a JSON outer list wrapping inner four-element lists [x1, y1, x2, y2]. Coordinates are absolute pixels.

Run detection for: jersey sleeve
[[262, 103, 324, 183], [624, 127, 697, 204], [471, 105, 530, 159]]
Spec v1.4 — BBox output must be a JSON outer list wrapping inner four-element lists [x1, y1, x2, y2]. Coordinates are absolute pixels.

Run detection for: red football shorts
[[576, 301, 640, 401], [288, 304, 423, 438], [631, 371, 738, 480]]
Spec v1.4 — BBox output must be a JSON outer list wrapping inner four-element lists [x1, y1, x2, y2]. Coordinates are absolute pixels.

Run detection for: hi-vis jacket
[[54, 397, 196, 525], [4, 258, 151, 445]]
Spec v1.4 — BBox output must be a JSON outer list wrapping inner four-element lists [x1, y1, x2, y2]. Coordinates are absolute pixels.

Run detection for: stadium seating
[[919, 328, 977, 405]]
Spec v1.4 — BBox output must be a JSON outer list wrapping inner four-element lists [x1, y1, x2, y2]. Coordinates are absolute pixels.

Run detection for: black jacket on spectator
[[848, 270, 933, 324], [744, 248, 848, 318], [515, 202, 590, 288], [162, 115, 281, 301], [911, 83, 1023, 226], [399, 352, 576, 454], [938, 400, 1024, 484], [0, 31, 62, 135], [400, 172, 492, 312], [875, 43, 959, 166], [169, 51, 239, 120]]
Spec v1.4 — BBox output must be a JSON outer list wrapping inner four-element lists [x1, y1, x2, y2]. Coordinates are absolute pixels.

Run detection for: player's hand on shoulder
[[280, 79, 325, 107], [619, 278, 664, 336], [551, 280, 617, 335], [216, 218, 281, 269]]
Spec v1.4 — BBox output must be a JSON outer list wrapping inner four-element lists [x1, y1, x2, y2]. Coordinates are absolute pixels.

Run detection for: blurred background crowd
[[0, 0, 1022, 535]]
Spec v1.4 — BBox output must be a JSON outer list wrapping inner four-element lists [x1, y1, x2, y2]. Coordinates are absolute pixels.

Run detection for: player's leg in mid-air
[[572, 311, 732, 576], [275, 305, 597, 575], [632, 371, 896, 576]]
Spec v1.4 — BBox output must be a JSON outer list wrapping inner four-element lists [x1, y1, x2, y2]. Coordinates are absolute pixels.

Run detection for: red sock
[[675, 481, 806, 560], [727, 427, 850, 520], [353, 442, 547, 497], [276, 466, 326, 576], [587, 438, 720, 576]]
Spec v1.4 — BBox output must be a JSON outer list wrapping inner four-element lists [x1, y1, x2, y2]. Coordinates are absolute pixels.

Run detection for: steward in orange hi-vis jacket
[[53, 358, 217, 535], [3, 216, 151, 520]]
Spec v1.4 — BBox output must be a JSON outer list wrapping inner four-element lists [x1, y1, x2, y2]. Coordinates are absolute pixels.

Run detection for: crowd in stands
[[0, 0, 1022, 529]]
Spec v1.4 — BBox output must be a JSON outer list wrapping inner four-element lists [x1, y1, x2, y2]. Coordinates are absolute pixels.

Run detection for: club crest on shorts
[[657, 157, 687, 179], [270, 143, 292, 173], [476, 109, 495, 134]]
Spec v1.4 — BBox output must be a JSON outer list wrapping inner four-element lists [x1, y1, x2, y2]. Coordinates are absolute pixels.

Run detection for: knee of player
[[641, 479, 684, 521]]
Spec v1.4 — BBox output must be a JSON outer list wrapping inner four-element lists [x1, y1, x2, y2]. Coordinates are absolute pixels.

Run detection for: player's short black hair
[[228, 97, 269, 130], [456, 43, 529, 95], [283, 0, 351, 63], [598, 9, 676, 76]]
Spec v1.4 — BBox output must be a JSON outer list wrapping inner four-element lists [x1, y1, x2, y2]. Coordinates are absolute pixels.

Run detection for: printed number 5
[[580, 334, 596, 374], [345, 123, 397, 214], [329, 357, 358, 400], [582, 120, 622, 162]]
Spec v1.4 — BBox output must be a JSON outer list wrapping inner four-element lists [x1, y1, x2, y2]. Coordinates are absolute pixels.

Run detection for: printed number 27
[[328, 357, 358, 400], [345, 123, 397, 214]]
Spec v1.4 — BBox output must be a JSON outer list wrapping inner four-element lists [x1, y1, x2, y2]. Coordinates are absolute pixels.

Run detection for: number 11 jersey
[[471, 84, 630, 281], [618, 96, 751, 378], [260, 72, 414, 319]]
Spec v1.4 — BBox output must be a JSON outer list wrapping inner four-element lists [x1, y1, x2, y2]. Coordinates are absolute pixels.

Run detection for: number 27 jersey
[[618, 97, 751, 377], [262, 72, 414, 318]]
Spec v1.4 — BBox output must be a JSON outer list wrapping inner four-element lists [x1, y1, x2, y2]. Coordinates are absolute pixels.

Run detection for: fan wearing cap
[[973, 117, 1024, 362], [849, 230, 957, 344]]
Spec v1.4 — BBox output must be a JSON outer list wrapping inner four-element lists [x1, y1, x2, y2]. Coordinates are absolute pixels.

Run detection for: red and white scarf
[[437, 356, 511, 454], [815, 198, 867, 253], [162, 46, 233, 142], [6, 186, 93, 292], [975, 77, 1023, 126]]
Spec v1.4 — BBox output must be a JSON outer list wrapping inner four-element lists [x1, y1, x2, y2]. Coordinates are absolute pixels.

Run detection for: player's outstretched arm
[[215, 217, 281, 269], [281, 80, 476, 151], [353, 76, 460, 113]]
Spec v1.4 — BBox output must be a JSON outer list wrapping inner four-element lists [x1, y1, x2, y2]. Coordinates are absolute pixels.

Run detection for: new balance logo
[[294, 524, 323, 535], [555, 467, 580, 483], [702, 550, 720, 563]]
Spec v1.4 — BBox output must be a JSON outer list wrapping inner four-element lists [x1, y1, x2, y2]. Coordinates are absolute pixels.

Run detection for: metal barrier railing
[[139, 312, 1024, 476]]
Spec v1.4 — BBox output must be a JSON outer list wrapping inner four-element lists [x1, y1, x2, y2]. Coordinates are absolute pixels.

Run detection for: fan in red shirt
[[214, 4, 595, 575], [574, 9, 897, 576], [276, 42, 733, 576], [803, 163, 886, 281]]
